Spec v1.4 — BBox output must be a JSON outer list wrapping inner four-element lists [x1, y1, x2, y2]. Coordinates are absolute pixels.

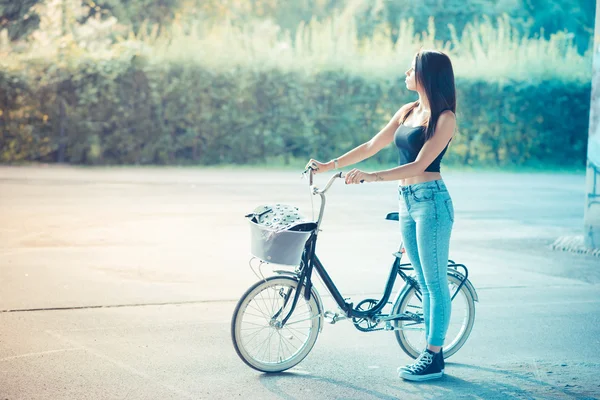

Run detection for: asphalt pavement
[[0, 166, 599, 400]]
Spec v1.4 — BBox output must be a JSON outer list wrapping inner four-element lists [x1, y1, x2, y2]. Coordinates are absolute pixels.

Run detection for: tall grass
[[1, 5, 591, 83], [450, 14, 591, 82], [145, 12, 590, 82]]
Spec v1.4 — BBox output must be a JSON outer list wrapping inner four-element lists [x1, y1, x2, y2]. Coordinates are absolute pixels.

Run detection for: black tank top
[[393, 124, 449, 172]]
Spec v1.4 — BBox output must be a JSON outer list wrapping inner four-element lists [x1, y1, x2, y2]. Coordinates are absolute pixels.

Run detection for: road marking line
[[0, 347, 83, 362], [0, 299, 237, 313], [44, 329, 197, 399]]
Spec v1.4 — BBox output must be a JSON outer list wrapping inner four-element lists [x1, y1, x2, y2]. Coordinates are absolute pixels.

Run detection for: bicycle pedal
[[324, 310, 348, 324]]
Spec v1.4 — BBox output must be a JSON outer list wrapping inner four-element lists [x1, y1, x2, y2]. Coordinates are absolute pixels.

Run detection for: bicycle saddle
[[386, 212, 399, 221]]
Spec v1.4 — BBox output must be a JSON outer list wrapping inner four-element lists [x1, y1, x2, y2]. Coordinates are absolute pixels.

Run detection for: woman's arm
[[345, 111, 456, 184], [327, 104, 410, 170]]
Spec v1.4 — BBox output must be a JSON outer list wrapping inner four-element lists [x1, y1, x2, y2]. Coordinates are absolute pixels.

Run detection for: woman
[[306, 49, 456, 382]]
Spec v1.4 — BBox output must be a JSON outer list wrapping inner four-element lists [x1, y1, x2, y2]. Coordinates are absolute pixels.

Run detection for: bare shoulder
[[438, 110, 456, 124], [393, 101, 418, 123], [399, 101, 417, 115], [435, 110, 456, 140]]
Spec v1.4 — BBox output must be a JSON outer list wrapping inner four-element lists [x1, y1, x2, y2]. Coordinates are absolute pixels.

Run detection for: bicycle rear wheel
[[392, 273, 475, 359], [231, 276, 322, 372]]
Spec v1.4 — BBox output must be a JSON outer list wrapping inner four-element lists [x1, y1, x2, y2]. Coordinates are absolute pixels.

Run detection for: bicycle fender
[[391, 281, 413, 310], [392, 270, 479, 310], [448, 271, 479, 303]]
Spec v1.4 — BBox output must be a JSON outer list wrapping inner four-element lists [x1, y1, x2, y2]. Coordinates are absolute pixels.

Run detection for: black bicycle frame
[[279, 231, 416, 325], [312, 254, 408, 318], [278, 229, 471, 327]]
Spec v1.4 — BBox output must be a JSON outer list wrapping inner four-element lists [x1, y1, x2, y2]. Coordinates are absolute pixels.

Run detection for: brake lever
[[302, 166, 315, 186]]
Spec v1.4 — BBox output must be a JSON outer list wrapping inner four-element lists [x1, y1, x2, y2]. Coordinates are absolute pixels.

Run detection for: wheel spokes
[[239, 283, 316, 365], [399, 279, 472, 354]]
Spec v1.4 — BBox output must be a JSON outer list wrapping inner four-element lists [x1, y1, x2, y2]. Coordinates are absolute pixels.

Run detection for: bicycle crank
[[323, 310, 349, 324]]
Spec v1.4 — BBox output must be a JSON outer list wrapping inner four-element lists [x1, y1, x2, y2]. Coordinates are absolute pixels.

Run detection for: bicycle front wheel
[[392, 273, 476, 359], [231, 276, 322, 373]]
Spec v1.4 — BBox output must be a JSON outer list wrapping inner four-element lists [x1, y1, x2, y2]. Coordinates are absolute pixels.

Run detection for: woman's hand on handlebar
[[305, 159, 334, 175], [345, 168, 374, 184]]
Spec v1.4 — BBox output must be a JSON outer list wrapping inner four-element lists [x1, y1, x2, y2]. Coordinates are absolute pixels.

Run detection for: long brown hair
[[399, 50, 456, 142]]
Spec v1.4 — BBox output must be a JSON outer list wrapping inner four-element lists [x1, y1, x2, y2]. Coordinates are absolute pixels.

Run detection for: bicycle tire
[[392, 273, 476, 359], [231, 276, 322, 373]]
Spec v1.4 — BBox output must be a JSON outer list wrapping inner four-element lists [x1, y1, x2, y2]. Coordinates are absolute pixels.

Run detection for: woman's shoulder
[[395, 101, 419, 124], [438, 109, 456, 121], [399, 101, 419, 113], [435, 110, 457, 139]]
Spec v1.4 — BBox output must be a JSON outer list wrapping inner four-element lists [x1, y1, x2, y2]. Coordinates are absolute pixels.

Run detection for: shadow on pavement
[[257, 362, 599, 400], [259, 371, 396, 400]]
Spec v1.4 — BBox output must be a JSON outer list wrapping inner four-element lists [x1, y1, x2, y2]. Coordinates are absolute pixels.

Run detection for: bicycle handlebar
[[318, 171, 344, 194], [302, 167, 345, 195]]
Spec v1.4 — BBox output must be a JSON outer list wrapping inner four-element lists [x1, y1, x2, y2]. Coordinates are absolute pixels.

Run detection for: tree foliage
[[6, 0, 595, 54], [0, 0, 41, 41], [0, 0, 593, 167], [0, 59, 590, 167]]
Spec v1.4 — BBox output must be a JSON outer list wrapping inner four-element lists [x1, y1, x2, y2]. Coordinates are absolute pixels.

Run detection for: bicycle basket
[[246, 204, 317, 266]]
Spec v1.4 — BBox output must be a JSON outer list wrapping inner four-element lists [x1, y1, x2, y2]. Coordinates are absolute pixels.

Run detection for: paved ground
[[0, 166, 599, 400]]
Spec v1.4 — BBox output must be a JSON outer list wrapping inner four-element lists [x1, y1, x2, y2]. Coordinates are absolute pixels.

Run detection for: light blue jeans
[[398, 179, 454, 347]]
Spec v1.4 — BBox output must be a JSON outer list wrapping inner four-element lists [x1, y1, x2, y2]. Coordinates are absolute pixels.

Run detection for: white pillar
[[584, 0, 600, 250]]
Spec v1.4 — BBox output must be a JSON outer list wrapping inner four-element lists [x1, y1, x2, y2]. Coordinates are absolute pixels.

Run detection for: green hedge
[[0, 57, 591, 167]]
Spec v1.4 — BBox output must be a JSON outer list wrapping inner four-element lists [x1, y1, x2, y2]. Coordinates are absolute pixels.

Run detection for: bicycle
[[231, 167, 479, 373]]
